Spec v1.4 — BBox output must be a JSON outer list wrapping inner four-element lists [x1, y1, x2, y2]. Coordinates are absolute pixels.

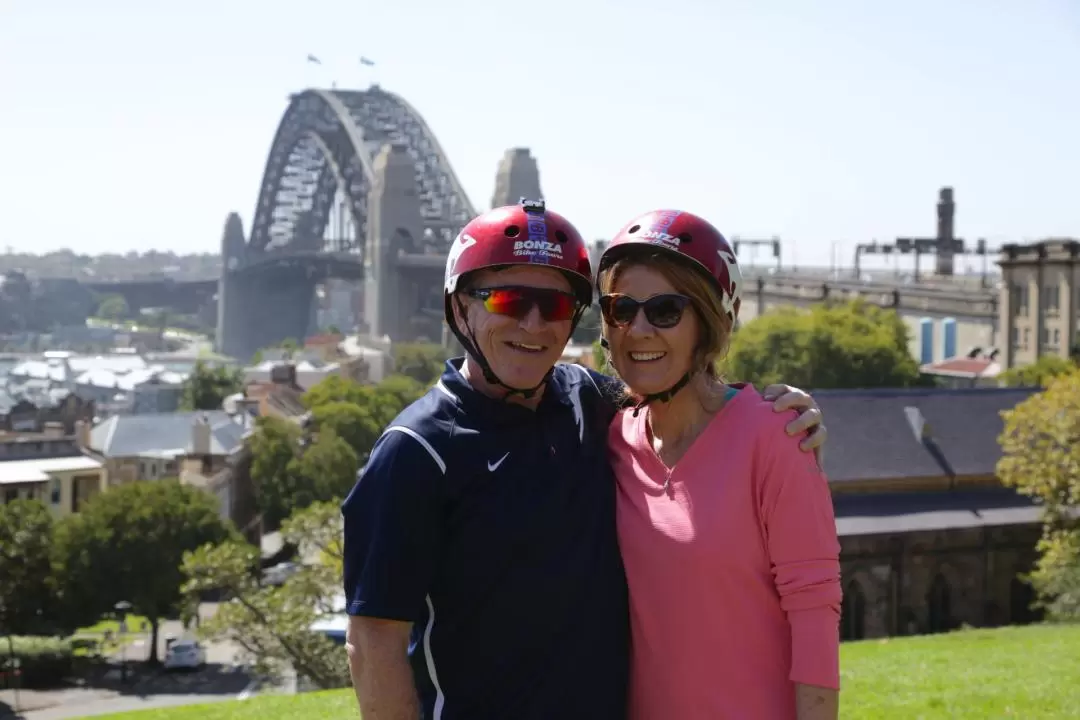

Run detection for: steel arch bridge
[[215, 86, 479, 361]]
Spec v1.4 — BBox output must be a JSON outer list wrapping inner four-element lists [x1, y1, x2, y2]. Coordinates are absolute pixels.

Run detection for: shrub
[[1, 636, 74, 688]]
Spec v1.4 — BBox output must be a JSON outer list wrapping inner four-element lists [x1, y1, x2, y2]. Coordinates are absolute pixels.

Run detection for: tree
[[286, 429, 359, 510], [180, 360, 244, 411], [723, 299, 922, 389], [310, 401, 384, 459], [181, 501, 349, 688], [997, 370, 1080, 620], [0, 500, 63, 635], [1000, 355, 1077, 388], [96, 294, 129, 320], [248, 374, 424, 529], [372, 375, 426, 421], [572, 304, 602, 346], [248, 417, 359, 528], [392, 342, 449, 386], [303, 374, 424, 438], [53, 480, 233, 662], [248, 416, 304, 529], [279, 338, 300, 358]]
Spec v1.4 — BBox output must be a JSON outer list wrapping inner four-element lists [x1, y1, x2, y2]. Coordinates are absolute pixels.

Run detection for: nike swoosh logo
[[487, 452, 510, 472]]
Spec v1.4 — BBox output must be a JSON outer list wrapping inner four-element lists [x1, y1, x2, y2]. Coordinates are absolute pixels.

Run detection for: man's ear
[[451, 294, 470, 330]]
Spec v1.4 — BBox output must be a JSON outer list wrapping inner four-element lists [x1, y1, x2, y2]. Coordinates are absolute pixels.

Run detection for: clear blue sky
[[1, 0, 1077, 271]]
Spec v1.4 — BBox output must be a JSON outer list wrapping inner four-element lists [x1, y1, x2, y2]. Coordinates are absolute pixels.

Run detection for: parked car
[[163, 640, 206, 671]]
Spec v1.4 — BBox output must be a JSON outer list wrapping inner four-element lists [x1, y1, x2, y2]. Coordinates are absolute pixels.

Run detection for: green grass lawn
[[71, 613, 152, 656], [76, 614, 151, 637], [94, 623, 1080, 719]]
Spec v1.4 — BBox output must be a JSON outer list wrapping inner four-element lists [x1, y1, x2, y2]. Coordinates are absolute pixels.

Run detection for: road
[[0, 606, 261, 720], [11, 665, 258, 719]]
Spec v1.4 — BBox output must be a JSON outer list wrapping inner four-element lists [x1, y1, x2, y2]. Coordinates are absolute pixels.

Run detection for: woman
[[596, 210, 842, 720]]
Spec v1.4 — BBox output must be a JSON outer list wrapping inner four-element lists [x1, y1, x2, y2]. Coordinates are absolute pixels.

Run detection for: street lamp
[[114, 601, 132, 684]]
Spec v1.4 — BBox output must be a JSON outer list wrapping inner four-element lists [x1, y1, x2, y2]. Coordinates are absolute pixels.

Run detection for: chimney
[[74, 419, 91, 449], [270, 362, 297, 387], [191, 414, 212, 456]]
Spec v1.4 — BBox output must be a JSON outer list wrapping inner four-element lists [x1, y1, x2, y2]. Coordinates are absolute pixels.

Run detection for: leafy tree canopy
[[997, 370, 1080, 620], [0, 500, 62, 635], [999, 355, 1077, 388], [180, 360, 244, 411], [181, 501, 349, 689], [53, 479, 233, 661], [723, 299, 922, 389]]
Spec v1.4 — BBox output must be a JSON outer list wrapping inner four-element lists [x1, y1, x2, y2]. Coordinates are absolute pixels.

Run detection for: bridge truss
[[246, 87, 478, 271]]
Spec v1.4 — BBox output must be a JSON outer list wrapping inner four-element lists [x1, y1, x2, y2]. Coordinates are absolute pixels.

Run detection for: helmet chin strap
[[451, 296, 586, 402], [630, 372, 693, 418], [598, 336, 695, 417]]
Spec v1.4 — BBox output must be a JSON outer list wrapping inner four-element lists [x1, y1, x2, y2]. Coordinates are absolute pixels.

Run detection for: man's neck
[[460, 356, 545, 410]]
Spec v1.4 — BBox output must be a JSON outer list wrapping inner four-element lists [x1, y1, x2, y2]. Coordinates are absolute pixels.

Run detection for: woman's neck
[[646, 375, 726, 453]]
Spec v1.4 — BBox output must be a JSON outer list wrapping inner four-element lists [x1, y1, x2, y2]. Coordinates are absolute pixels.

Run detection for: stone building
[[816, 386, 1045, 640], [997, 237, 1080, 368]]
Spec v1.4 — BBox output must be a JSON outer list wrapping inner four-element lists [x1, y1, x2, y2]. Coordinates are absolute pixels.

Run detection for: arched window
[[841, 579, 867, 641], [927, 573, 951, 633]]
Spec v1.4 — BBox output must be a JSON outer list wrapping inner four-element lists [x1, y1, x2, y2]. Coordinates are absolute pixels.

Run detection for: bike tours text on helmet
[[596, 209, 743, 411], [443, 198, 594, 397]]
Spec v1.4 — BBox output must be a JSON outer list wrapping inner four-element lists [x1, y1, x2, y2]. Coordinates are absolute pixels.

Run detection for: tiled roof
[[920, 357, 1001, 377], [813, 386, 1040, 482], [89, 411, 245, 458]]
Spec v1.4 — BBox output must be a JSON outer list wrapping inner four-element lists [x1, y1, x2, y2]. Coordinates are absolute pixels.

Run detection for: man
[[342, 199, 827, 720]]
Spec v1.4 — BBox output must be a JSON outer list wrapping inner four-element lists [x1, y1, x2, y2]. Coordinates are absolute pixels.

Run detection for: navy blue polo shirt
[[342, 359, 629, 720]]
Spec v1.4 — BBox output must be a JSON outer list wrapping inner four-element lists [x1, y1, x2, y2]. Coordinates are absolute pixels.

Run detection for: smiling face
[[603, 264, 701, 396], [452, 264, 576, 392], [599, 252, 733, 399]]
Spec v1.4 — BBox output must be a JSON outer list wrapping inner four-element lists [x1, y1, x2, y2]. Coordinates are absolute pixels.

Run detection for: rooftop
[[813, 386, 1039, 482], [0, 455, 103, 485]]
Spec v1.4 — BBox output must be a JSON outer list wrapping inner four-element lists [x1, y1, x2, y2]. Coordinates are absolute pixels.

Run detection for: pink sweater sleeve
[[758, 421, 842, 690]]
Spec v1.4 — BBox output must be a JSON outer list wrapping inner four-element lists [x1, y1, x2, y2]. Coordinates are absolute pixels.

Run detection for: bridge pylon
[[216, 212, 249, 358], [365, 142, 426, 342], [491, 148, 542, 209]]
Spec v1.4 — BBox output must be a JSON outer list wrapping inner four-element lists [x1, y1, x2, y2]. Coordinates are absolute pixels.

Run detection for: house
[[241, 363, 308, 419], [4, 350, 187, 418], [87, 411, 247, 485], [243, 356, 368, 391], [0, 423, 107, 515], [918, 348, 1002, 389], [0, 387, 95, 434], [815, 386, 1046, 640], [998, 237, 1080, 368]]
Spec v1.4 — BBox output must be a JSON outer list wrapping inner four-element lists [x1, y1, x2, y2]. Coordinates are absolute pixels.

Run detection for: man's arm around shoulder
[[346, 616, 417, 720]]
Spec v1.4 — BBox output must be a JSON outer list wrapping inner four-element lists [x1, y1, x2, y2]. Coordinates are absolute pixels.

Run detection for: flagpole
[[359, 56, 377, 88], [306, 53, 324, 89]]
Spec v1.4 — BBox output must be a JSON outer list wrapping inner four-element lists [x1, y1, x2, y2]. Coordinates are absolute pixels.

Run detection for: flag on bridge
[[307, 54, 322, 64], [360, 56, 376, 67]]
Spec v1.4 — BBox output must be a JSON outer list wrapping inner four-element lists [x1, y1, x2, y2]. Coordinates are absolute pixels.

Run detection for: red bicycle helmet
[[597, 209, 742, 321], [443, 198, 594, 397], [444, 199, 593, 307]]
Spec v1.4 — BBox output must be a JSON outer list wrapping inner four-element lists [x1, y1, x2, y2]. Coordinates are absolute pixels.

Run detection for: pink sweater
[[610, 384, 842, 720]]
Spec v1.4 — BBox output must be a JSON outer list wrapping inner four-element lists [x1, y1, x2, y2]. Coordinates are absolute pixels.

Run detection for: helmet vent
[[628, 224, 642, 234], [554, 230, 568, 243], [677, 232, 693, 243], [504, 225, 521, 238]]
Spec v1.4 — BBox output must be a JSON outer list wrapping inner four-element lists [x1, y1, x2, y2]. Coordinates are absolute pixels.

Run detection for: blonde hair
[[598, 251, 733, 395]]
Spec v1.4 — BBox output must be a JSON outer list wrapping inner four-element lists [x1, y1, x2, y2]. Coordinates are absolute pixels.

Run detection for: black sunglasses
[[599, 293, 692, 329], [467, 286, 580, 322]]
